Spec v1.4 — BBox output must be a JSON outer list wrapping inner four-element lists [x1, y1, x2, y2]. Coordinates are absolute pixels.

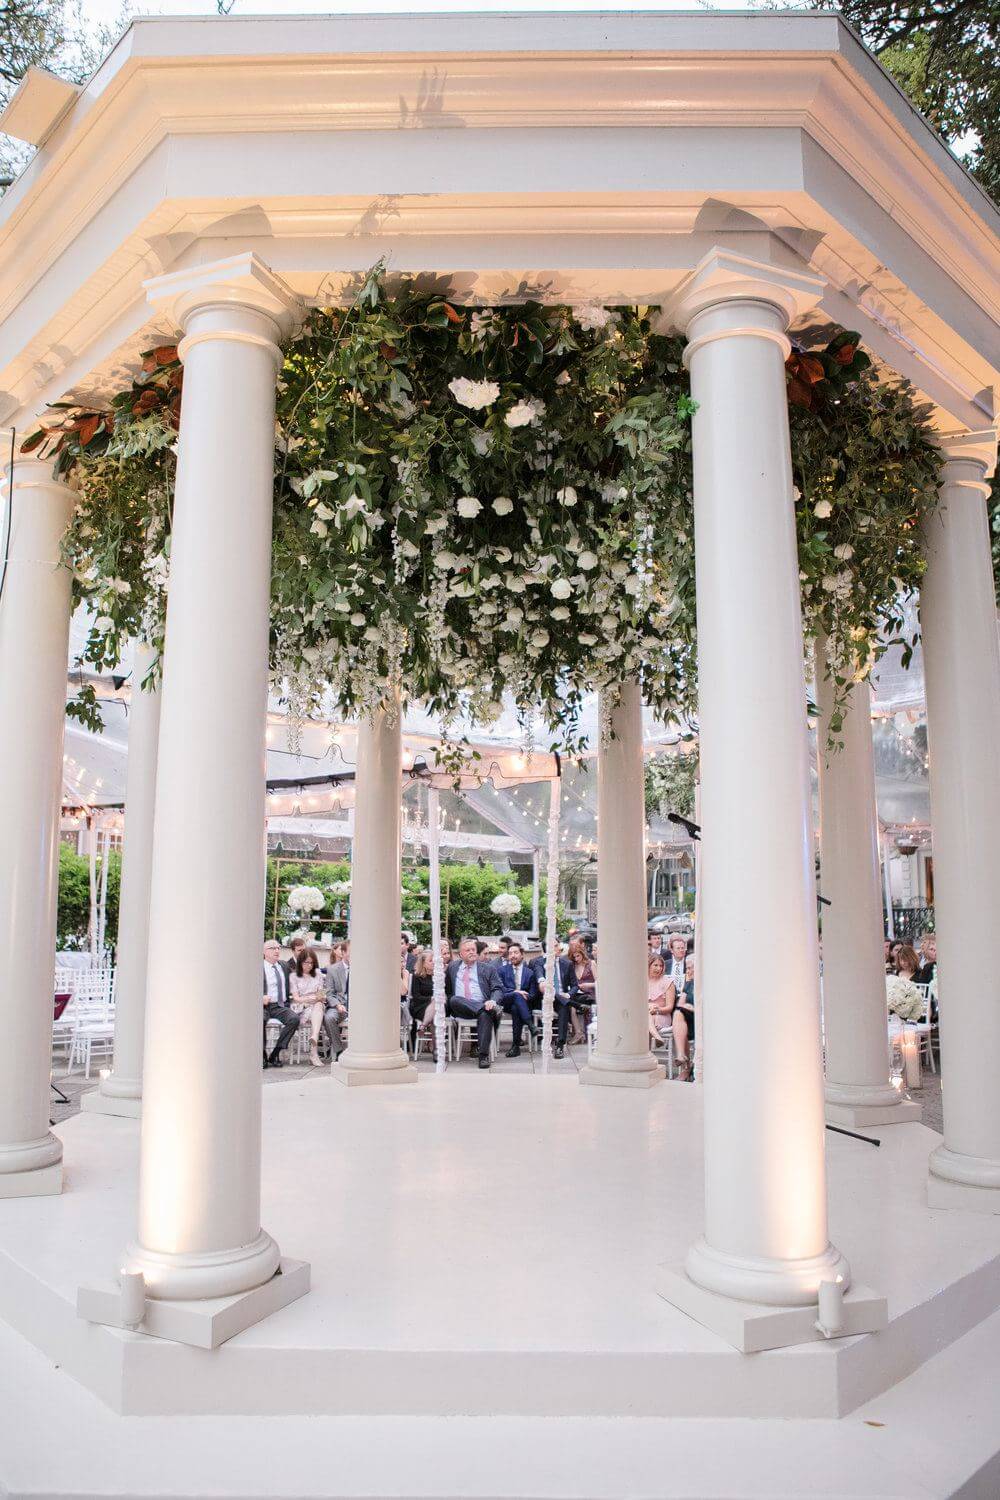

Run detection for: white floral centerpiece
[[490, 891, 523, 931], [886, 973, 925, 1023], [285, 885, 326, 940], [329, 880, 352, 898]]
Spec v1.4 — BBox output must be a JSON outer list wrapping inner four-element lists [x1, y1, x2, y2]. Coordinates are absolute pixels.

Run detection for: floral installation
[[285, 884, 326, 916], [886, 972, 926, 1022], [32, 269, 941, 748], [489, 891, 524, 919]]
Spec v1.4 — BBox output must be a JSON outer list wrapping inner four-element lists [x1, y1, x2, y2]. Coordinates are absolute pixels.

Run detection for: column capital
[[4, 456, 78, 494], [662, 249, 825, 337], [935, 428, 997, 486], [143, 252, 302, 342]]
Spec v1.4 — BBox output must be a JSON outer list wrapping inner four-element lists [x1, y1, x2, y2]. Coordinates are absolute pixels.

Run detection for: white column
[[124, 255, 301, 1300], [0, 459, 75, 1199], [816, 655, 919, 1126], [922, 430, 1000, 1214], [581, 681, 663, 1088], [83, 642, 161, 1118], [659, 251, 851, 1319], [334, 697, 417, 1086]]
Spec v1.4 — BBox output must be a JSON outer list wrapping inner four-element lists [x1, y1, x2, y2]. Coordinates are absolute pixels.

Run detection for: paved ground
[[50, 1044, 941, 1128]]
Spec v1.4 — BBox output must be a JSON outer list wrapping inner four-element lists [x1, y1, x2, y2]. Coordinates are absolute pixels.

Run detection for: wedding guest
[[283, 936, 306, 977], [665, 934, 688, 995], [401, 936, 417, 974], [887, 939, 904, 973], [895, 944, 920, 981], [290, 946, 326, 1067], [915, 935, 937, 987], [405, 951, 438, 1052], [648, 931, 665, 958], [498, 936, 511, 963], [324, 939, 349, 1059], [445, 936, 504, 1068], [673, 954, 696, 1080], [531, 941, 579, 1059], [439, 939, 453, 968], [566, 936, 596, 1043], [647, 953, 676, 1044], [498, 940, 539, 1057], [262, 938, 300, 1069]]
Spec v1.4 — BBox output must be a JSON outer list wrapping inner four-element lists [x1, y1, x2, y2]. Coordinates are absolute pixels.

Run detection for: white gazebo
[[1, 13, 999, 1496]]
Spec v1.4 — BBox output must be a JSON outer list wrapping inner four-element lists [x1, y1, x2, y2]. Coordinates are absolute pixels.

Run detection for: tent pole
[[428, 785, 447, 1073], [541, 773, 561, 1074]]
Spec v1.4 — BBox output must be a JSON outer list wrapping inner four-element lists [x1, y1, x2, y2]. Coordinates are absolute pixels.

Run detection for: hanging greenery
[[644, 747, 699, 823], [26, 268, 941, 745]]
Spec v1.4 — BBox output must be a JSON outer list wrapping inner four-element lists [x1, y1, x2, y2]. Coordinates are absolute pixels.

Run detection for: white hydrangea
[[448, 377, 501, 411], [551, 578, 573, 600], [504, 399, 544, 429], [578, 551, 599, 571], [575, 303, 614, 331]]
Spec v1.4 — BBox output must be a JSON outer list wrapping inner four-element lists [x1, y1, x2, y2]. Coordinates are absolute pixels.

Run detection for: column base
[[579, 1055, 665, 1089], [928, 1145, 1000, 1215], [684, 1235, 851, 1307], [125, 1227, 281, 1301], [826, 1099, 922, 1128], [333, 1050, 418, 1087], [81, 1088, 141, 1119], [0, 1161, 62, 1199], [78, 1258, 309, 1349], [656, 1263, 886, 1353]]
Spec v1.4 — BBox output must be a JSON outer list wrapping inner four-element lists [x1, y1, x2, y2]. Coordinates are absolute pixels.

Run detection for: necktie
[[463, 965, 472, 1000]]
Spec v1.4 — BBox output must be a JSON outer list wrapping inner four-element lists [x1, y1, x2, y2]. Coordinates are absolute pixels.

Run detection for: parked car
[[647, 913, 693, 936]]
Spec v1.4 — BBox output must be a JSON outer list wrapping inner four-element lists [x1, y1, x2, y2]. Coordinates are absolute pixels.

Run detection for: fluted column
[[334, 695, 417, 1086], [0, 459, 75, 1198], [580, 680, 663, 1088], [83, 642, 160, 1118], [922, 430, 1000, 1214], [658, 251, 850, 1318], [124, 254, 301, 1299], [816, 652, 920, 1126]]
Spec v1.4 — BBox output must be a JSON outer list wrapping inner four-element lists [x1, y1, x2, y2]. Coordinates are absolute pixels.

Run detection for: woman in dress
[[647, 953, 676, 1045], [289, 946, 326, 1067], [404, 950, 438, 1052], [566, 936, 596, 1044], [672, 953, 696, 1080]]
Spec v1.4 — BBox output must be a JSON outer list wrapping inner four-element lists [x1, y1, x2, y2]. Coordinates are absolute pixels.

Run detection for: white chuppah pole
[[580, 681, 663, 1087], [334, 694, 417, 1087], [87, 814, 99, 960], [816, 649, 919, 1127], [921, 430, 1000, 1215], [427, 784, 448, 1074], [96, 822, 111, 956], [882, 831, 895, 941], [84, 642, 161, 1118], [531, 848, 541, 937], [0, 459, 75, 1200], [125, 254, 304, 1305], [655, 251, 883, 1349], [540, 769, 562, 1074]]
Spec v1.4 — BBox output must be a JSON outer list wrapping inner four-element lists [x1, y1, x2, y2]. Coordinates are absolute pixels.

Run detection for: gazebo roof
[[0, 10, 997, 433]]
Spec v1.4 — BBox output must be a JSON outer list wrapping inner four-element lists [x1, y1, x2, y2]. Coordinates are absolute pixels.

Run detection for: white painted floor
[[2, 1074, 1000, 1497]]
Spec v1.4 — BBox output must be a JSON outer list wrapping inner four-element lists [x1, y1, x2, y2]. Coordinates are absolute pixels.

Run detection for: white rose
[[435, 551, 458, 570], [551, 578, 573, 600], [456, 496, 482, 519], [833, 543, 854, 560], [350, 612, 366, 626], [555, 370, 571, 386], [507, 575, 527, 593], [575, 303, 613, 331], [551, 606, 570, 620], [424, 515, 447, 535], [579, 632, 598, 645], [531, 629, 549, 648], [450, 578, 475, 597], [578, 551, 599, 571], [313, 502, 335, 522], [556, 486, 577, 506], [505, 402, 536, 429], [310, 519, 329, 537], [494, 546, 512, 563], [448, 377, 501, 411], [493, 496, 514, 515], [610, 560, 629, 580], [624, 575, 643, 596], [470, 428, 493, 455], [813, 500, 833, 519]]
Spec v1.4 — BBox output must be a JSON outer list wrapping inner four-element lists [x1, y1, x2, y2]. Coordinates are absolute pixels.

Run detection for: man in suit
[[915, 934, 937, 987], [283, 936, 306, 978], [664, 934, 688, 996], [445, 936, 504, 1068], [263, 938, 301, 1068], [531, 942, 579, 1059], [401, 936, 417, 974], [497, 940, 539, 1057], [324, 939, 350, 1059]]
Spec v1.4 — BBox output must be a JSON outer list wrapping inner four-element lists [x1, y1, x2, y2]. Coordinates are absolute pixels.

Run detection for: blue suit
[[498, 960, 540, 1047], [530, 955, 579, 1047]]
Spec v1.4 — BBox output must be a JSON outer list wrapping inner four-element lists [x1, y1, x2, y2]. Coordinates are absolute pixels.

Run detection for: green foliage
[[43, 281, 940, 748], [56, 842, 120, 949], [264, 857, 351, 936], [644, 748, 699, 821]]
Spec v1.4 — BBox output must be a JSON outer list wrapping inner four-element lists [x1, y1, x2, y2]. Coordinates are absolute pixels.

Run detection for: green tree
[[812, 1, 1000, 198], [56, 841, 120, 950]]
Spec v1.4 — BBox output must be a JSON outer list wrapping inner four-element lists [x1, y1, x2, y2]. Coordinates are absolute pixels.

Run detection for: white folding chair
[[450, 1017, 499, 1062]]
